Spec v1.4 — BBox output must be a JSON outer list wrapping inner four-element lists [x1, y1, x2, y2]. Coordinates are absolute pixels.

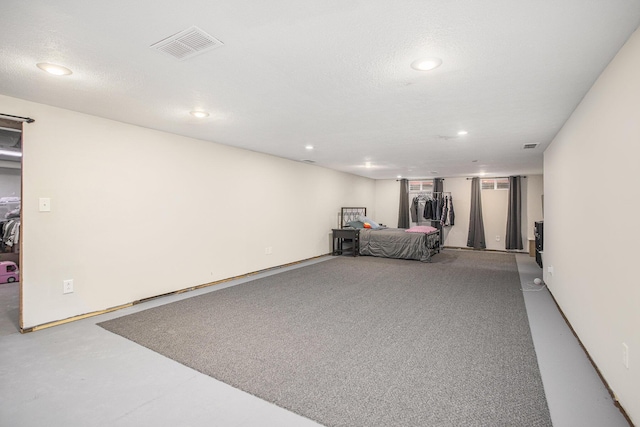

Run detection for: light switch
[[39, 197, 51, 212]]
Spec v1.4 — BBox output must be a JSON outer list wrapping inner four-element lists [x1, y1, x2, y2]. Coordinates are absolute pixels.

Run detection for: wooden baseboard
[[442, 246, 529, 254], [21, 253, 332, 333], [21, 302, 134, 333]]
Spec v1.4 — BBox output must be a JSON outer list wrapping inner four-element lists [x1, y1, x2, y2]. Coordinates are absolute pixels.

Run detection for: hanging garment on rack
[[423, 198, 433, 220], [412, 194, 432, 224], [2, 219, 19, 252], [448, 196, 455, 226], [434, 196, 441, 221], [411, 197, 419, 222], [440, 196, 449, 226]]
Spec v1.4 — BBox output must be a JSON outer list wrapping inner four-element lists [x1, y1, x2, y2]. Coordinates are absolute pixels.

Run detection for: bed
[[339, 207, 441, 262]]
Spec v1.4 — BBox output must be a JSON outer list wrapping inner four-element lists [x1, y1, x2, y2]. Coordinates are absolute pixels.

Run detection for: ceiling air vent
[[151, 26, 224, 60], [302, 160, 316, 164], [523, 143, 538, 150]]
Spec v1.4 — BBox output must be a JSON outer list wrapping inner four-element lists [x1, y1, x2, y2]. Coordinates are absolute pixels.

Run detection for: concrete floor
[[0, 254, 630, 426]]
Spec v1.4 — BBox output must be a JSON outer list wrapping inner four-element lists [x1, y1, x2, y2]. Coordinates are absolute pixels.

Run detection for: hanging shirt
[[423, 198, 433, 220], [441, 196, 449, 226]]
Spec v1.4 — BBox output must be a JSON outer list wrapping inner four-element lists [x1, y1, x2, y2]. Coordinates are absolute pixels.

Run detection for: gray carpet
[[99, 251, 551, 427], [0, 281, 20, 336]]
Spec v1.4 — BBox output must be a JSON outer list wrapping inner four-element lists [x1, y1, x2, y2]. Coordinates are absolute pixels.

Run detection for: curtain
[[505, 176, 523, 250], [433, 178, 443, 194], [467, 177, 486, 249], [432, 178, 444, 221], [398, 179, 410, 228]]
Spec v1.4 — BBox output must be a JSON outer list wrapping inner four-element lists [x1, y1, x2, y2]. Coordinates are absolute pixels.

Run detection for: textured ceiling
[[1, 1, 639, 179]]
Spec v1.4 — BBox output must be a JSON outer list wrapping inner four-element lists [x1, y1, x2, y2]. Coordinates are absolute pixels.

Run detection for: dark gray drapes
[[398, 179, 410, 228], [433, 178, 444, 194], [467, 177, 486, 249], [505, 176, 523, 250]]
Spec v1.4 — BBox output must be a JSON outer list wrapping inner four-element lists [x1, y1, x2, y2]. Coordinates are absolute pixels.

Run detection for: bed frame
[[340, 207, 367, 228], [339, 207, 441, 262]]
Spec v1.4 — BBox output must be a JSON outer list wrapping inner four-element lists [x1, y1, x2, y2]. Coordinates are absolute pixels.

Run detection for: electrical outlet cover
[[63, 279, 74, 294]]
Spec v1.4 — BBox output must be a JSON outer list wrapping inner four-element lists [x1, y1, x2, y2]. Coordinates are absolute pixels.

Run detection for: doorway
[[0, 117, 22, 335]]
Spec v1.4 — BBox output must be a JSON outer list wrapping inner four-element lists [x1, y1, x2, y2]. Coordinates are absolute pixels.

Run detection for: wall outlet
[[63, 279, 74, 294], [265, 247, 273, 255], [547, 265, 554, 276], [495, 235, 500, 241], [39, 197, 51, 212], [622, 343, 629, 369]]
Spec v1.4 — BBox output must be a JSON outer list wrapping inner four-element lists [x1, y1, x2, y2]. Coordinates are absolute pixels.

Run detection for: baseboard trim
[[20, 253, 331, 334], [21, 302, 134, 333], [443, 246, 529, 254]]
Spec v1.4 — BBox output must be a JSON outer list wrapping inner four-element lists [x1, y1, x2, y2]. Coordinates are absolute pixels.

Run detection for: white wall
[[373, 180, 399, 227], [526, 175, 544, 241], [0, 168, 21, 197], [544, 29, 640, 422], [0, 167, 21, 218], [441, 177, 471, 247], [0, 95, 376, 329]]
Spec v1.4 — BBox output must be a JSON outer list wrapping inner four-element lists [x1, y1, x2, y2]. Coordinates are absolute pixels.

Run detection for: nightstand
[[332, 228, 360, 256]]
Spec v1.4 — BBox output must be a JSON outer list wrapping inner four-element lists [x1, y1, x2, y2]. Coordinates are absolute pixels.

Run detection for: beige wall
[[544, 29, 640, 422], [0, 168, 21, 198], [1, 95, 376, 328], [441, 177, 470, 247], [526, 174, 544, 241], [373, 179, 399, 227]]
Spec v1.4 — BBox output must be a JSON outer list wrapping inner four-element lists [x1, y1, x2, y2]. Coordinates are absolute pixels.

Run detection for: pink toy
[[0, 261, 19, 284]]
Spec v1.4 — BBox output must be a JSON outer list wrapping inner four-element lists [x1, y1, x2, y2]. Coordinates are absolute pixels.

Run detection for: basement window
[[481, 178, 509, 190], [409, 180, 433, 193]]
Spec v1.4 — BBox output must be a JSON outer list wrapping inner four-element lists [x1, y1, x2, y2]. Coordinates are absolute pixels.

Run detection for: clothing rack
[[396, 178, 446, 181], [430, 191, 451, 200], [413, 192, 431, 198]]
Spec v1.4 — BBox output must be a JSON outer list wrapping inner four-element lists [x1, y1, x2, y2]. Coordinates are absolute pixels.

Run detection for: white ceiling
[[1, 1, 639, 180]]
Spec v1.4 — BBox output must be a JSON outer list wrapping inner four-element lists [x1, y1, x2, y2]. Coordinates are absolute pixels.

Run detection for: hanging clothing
[[1, 219, 20, 252], [423, 198, 433, 220], [410, 197, 419, 222], [440, 196, 449, 226], [448, 196, 455, 226]]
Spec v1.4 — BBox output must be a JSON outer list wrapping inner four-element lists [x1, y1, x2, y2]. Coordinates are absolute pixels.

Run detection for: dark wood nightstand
[[332, 228, 360, 256]]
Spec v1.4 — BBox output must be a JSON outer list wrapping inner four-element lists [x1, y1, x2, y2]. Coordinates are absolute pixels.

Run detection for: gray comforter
[[358, 228, 437, 262]]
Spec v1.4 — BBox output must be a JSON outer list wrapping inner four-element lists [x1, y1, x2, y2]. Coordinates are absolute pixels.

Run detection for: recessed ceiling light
[[365, 162, 372, 168], [36, 62, 73, 76], [457, 130, 468, 136], [190, 110, 209, 118], [305, 145, 314, 150], [410, 58, 442, 71], [397, 175, 402, 179]]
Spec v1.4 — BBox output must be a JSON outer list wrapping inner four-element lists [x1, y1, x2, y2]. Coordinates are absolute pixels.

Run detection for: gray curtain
[[467, 177, 486, 249], [505, 176, 523, 250], [398, 179, 410, 228], [433, 178, 443, 194]]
